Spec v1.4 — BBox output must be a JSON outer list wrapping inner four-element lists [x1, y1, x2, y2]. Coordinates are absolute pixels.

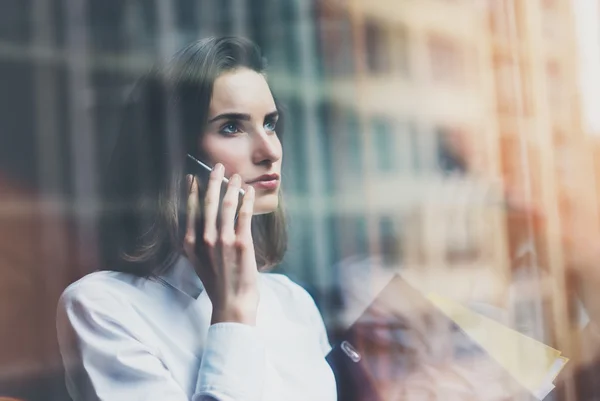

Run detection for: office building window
[[445, 209, 480, 264], [392, 24, 410, 76], [299, 215, 318, 283], [372, 118, 396, 172], [379, 216, 401, 265], [436, 127, 467, 174], [175, 0, 197, 38], [428, 35, 464, 85], [0, 0, 31, 44], [317, 101, 336, 194], [215, 0, 233, 35], [396, 121, 420, 174], [355, 215, 369, 257], [282, 97, 309, 194], [315, 3, 354, 77], [248, 0, 268, 49], [281, 0, 301, 75], [409, 123, 421, 172], [89, 1, 127, 53], [344, 108, 363, 174], [327, 215, 342, 268], [365, 20, 390, 74]]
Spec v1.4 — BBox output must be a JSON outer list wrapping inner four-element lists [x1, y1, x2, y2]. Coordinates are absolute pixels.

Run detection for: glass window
[[365, 20, 390, 74], [282, 97, 309, 194], [355, 215, 369, 257], [372, 118, 396, 172], [314, 3, 355, 78], [215, 0, 233, 35], [0, 0, 31, 44], [396, 121, 420, 174], [428, 35, 464, 85], [436, 127, 467, 174], [281, 0, 301, 75], [317, 101, 336, 194], [392, 24, 410, 76], [175, 0, 197, 37], [248, 0, 268, 49], [408, 122, 420, 172], [345, 109, 363, 174], [379, 216, 401, 265]]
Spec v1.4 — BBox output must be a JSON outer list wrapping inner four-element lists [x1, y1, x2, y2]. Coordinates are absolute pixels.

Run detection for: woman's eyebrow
[[208, 112, 250, 123], [208, 110, 279, 123], [265, 111, 279, 120]]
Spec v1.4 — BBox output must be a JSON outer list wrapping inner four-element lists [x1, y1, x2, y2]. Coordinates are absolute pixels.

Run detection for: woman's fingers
[[235, 185, 255, 240], [183, 174, 200, 264], [219, 174, 242, 245], [203, 163, 225, 247]]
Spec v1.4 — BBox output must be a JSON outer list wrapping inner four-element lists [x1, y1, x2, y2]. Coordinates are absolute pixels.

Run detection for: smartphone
[[186, 154, 245, 196], [185, 154, 245, 221]]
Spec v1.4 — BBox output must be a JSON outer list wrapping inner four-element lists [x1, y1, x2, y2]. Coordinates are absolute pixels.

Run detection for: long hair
[[99, 36, 287, 276]]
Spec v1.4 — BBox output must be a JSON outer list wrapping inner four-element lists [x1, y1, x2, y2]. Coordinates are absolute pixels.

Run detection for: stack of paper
[[427, 293, 569, 400]]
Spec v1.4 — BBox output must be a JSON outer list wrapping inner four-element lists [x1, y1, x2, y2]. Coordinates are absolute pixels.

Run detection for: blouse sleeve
[[57, 285, 266, 401], [268, 274, 332, 356]]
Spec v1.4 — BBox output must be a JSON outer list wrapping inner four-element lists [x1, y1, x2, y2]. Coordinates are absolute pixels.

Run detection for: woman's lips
[[249, 179, 279, 191]]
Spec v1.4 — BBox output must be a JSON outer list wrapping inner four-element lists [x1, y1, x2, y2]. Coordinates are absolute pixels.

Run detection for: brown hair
[[99, 37, 287, 276]]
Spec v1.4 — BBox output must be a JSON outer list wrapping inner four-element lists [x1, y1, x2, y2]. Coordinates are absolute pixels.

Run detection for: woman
[[56, 37, 337, 401]]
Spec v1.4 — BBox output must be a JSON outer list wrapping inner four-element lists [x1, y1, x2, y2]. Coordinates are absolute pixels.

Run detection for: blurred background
[[2, 0, 600, 400]]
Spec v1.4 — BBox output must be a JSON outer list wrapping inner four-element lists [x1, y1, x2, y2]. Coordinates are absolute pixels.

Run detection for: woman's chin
[[252, 195, 279, 215]]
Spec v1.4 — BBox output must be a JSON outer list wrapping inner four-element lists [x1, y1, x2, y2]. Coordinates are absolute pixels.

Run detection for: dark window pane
[[0, 60, 36, 185], [409, 122, 420, 172], [216, 0, 233, 35], [248, 0, 268, 50], [175, 0, 198, 39], [355, 215, 369, 256], [282, 97, 309, 193], [436, 127, 467, 174], [379, 216, 401, 265], [372, 118, 395, 172], [318, 101, 335, 194], [0, 0, 31, 44], [315, 4, 355, 78], [281, 0, 300, 75], [346, 110, 363, 174], [327, 215, 341, 268], [365, 20, 390, 74]]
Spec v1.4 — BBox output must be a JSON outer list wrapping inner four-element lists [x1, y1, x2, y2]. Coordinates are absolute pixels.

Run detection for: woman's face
[[200, 68, 282, 215]]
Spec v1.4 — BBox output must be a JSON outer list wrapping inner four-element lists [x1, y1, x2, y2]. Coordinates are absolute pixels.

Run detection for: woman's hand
[[183, 163, 259, 326]]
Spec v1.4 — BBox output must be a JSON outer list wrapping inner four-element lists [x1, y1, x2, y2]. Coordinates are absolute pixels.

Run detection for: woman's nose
[[252, 129, 281, 164]]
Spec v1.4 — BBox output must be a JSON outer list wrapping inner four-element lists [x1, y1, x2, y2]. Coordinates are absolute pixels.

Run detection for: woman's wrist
[[211, 308, 257, 326]]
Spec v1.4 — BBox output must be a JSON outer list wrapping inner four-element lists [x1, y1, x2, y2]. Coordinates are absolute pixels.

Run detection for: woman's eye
[[264, 119, 277, 132], [220, 122, 240, 135]]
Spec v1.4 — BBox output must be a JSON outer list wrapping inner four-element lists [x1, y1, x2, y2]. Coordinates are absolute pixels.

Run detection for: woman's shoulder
[[259, 272, 320, 311], [259, 272, 307, 296], [59, 270, 142, 312]]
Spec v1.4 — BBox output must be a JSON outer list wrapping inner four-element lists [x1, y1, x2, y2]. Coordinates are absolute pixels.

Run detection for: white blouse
[[56, 256, 337, 401]]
